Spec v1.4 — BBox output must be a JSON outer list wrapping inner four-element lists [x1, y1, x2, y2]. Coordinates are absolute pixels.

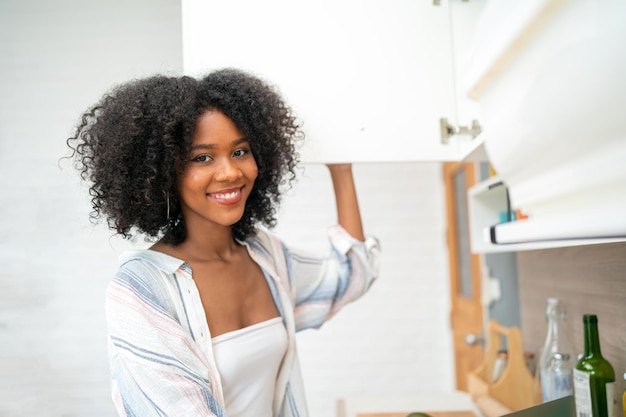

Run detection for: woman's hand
[[326, 164, 365, 241]]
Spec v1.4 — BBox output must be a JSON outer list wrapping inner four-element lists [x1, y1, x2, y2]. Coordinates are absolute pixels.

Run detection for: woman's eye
[[193, 154, 212, 163], [233, 148, 249, 158]]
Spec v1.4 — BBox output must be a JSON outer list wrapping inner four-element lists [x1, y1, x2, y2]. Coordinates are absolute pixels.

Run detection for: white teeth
[[214, 191, 237, 199]]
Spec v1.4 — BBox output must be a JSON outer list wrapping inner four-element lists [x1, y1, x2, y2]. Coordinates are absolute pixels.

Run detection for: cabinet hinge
[[440, 118, 482, 144]]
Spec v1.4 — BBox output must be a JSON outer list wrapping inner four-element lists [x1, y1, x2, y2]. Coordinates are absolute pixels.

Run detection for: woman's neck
[[152, 224, 242, 264]]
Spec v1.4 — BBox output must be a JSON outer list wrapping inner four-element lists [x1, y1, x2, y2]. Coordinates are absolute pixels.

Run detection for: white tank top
[[212, 317, 288, 417]]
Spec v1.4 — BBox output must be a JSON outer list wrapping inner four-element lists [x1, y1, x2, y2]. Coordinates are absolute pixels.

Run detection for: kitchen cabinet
[[181, 0, 486, 163], [182, 0, 626, 251], [465, 0, 626, 252]]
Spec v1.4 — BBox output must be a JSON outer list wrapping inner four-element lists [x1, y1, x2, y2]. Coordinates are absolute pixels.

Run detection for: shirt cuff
[[327, 224, 380, 256]]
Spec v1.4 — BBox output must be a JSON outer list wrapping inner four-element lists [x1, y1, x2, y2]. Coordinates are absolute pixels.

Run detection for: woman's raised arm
[[327, 163, 365, 242]]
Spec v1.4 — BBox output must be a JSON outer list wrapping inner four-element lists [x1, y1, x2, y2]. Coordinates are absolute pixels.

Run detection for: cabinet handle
[[465, 333, 486, 346]]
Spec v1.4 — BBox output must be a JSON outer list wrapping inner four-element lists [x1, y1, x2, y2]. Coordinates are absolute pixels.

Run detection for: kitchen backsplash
[[517, 242, 626, 414]]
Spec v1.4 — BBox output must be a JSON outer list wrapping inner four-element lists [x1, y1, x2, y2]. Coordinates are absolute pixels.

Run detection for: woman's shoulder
[[109, 250, 185, 308], [119, 249, 184, 273], [245, 226, 283, 251], [106, 251, 186, 329]]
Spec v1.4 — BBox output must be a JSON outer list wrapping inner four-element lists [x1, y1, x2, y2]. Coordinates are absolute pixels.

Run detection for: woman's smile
[[208, 187, 244, 205], [177, 110, 258, 229]]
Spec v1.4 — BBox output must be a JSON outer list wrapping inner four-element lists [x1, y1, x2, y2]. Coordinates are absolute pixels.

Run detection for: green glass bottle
[[574, 314, 616, 417], [622, 373, 626, 417]]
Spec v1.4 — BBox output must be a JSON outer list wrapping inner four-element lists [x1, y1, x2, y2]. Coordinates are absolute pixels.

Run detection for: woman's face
[[177, 110, 258, 231]]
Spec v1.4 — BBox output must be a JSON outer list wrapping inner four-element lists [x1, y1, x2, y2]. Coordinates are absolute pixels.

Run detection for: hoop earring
[[165, 192, 170, 220]]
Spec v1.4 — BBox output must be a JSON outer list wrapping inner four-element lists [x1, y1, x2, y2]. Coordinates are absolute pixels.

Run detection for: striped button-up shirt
[[105, 225, 380, 417]]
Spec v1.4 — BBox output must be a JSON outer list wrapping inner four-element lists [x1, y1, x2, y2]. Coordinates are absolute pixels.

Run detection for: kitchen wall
[[0, 1, 183, 415], [0, 1, 455, 416], [517, 242, 626, 415], [275, 162, 455, 417]]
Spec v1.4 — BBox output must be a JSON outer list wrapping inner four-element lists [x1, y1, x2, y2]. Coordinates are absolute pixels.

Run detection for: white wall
[[0, 1, 454, 415], [275, 163, 455, 417], [0, 1, 183, 415]]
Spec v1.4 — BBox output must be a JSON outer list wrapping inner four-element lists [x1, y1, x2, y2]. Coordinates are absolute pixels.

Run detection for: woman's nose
[[215, 159, 241, 182]]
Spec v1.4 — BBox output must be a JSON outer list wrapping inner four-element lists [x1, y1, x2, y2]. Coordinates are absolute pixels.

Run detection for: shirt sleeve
[[284, 225, 381, 331], [105, 264, 225, 417]]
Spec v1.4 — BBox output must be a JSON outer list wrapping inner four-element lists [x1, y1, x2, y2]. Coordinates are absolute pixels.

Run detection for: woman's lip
[[207, 187, 243, 204]]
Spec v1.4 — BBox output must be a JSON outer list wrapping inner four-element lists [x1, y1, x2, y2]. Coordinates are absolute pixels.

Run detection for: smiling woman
[[66, 68, 381, 417], [175, 111, 259, 233], [67, 70, 301, 245]]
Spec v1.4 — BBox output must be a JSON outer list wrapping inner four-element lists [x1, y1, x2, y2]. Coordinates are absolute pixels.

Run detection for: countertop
[[338, 391, 483, 417]]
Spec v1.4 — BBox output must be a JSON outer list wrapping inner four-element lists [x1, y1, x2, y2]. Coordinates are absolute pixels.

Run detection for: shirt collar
[[119, 249, 186, 275], [117, 230, 265, 275]]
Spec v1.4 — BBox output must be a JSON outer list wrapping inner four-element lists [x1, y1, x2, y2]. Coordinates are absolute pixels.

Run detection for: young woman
[[67, 68, 380, 417]]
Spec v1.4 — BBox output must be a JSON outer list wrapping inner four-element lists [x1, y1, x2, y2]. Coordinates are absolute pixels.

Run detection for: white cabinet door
[[466, 0, 626, 251], [182, 0, 473, 163]]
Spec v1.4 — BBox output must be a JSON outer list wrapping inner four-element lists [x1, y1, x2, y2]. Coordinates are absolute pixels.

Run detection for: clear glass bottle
[[539, 298, 574, 402], [574, 314, 616, 417]]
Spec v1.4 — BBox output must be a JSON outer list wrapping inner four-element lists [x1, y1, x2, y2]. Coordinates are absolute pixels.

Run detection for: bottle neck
[[545, 300, 567, 339], [583, 319, 602, 357], [548, 315, 563, 334], [545, 310, 567, 344]]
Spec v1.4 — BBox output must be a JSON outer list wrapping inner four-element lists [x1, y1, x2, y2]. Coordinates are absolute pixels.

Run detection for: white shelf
[[468, 175, 509, 253], [477, 236, 625, 254], [468, 176, 626, 253]]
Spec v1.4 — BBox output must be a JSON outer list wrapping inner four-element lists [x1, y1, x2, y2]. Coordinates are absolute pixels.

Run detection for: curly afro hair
[[67, 69, 303, 245]]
